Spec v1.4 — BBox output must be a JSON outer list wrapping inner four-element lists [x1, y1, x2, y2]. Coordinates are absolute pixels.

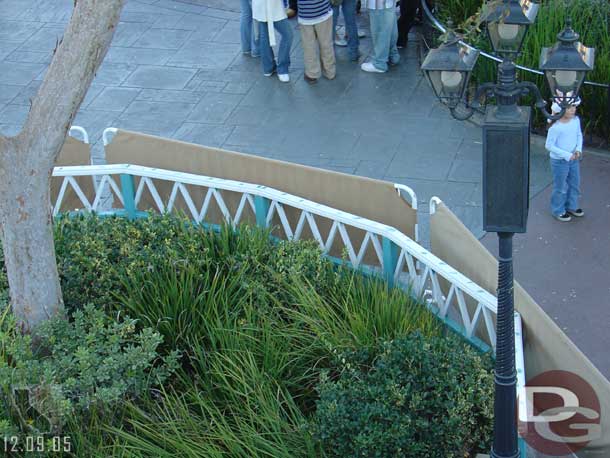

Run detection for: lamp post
[[421, 1, 595, 457]]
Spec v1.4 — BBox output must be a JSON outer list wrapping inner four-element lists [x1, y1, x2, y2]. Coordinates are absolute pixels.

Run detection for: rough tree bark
[[0, 0, 125, 332]]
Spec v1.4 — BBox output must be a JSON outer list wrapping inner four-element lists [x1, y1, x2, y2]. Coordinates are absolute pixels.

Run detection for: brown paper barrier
[[105, 130, 417, 263], [430, 201, 610, 457], [51, 136, 93, 212]]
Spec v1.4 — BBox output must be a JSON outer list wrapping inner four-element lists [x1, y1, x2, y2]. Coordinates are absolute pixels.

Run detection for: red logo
[[519, 370, 601, 455]]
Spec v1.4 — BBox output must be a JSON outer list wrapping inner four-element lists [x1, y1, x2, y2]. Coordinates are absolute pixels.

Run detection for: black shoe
[[567, 208, 584, 217], [554, 212, 572, 222], [304, 74, 318, 84]]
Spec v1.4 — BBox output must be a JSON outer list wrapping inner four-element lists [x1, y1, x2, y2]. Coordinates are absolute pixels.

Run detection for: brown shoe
[[304, 74, 318, 84], [286, 8, 296, 18]]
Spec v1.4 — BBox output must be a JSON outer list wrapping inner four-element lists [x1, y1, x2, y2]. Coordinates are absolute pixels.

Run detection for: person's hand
[[575, 151, 582, 160], [570, 153, 578, 161]]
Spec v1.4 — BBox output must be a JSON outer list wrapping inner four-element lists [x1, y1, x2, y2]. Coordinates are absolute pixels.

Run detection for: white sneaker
[[360, 62, 385, 73], [357, 28, 366, 38], [278, 73, 290, 83], [334, 36, 348, 47]]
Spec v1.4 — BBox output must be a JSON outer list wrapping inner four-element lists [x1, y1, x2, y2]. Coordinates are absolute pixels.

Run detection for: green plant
[[280, 271, 441, 352], [0, 304, 179, 437], [312, 332, 494, 458]]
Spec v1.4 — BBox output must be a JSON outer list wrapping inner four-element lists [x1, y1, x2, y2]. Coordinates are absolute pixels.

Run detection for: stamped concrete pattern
[[0, 0, 555, 242]]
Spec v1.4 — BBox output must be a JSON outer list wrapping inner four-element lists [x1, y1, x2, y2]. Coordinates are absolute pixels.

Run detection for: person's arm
[[545, 125, 573, 161], [576, 117, 583, 156]]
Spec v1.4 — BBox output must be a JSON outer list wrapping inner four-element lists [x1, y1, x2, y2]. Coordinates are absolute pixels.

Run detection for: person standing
[[240, 0, 260, 56], [396, 0, 418, 48], [545, 98, 584, 222], [253, 0, 294, 82], [287, 0, 297, 17], [298, 0, 336, 83], [361, 0, 399, 73], [332, 0, 360, 61]]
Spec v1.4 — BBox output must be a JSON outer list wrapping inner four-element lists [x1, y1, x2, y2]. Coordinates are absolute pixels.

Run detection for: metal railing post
[[382, 237, 399, 287], [120, 174, 137, 220], [254, 196, 270, 228]]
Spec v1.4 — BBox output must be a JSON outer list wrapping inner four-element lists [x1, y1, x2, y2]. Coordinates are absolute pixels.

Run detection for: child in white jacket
[[545, 98, 584, 222], [253, 0, 293, 82]]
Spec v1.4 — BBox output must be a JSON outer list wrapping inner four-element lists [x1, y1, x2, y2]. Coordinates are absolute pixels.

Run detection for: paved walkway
[[1, 0, 608, 384], [0, 0, 554, 243]]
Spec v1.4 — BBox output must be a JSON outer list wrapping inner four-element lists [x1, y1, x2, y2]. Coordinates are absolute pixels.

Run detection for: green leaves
[[311, 333, 495, 458], [0, 303, 179, 439]]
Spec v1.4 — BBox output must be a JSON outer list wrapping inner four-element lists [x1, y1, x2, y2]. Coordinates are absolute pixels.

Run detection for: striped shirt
[[297, 0, 332, 25]]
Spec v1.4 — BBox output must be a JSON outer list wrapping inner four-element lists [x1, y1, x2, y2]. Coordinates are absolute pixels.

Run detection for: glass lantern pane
[[488, 22, 528, 55], [546, 70, 586, 103]]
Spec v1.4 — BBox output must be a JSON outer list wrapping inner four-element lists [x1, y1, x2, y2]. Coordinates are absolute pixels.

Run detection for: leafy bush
[[0, 303, 179, 438], [312, 333, 494, 458]]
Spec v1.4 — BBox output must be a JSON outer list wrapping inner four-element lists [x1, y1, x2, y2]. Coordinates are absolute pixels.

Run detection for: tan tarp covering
[[430, 201, 610, 457], [51, 136, 92, 212], [105, 130, 417, 262]]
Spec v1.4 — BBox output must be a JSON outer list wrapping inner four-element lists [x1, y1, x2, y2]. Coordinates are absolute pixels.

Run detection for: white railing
[[53, 163, 499, 347]]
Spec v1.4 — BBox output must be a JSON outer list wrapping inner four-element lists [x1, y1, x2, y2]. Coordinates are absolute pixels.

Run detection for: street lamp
[[421, 2, 595, 457]]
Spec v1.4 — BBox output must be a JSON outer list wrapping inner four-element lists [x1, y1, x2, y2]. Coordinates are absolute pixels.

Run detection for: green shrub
[[312, 333, 494, 458], [0, 304, 179, 438]]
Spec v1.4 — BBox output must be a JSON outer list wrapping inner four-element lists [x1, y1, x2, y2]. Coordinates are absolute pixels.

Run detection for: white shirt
[[545, 117, 584, 161], [365, 0, 395, 9], [252, 0, 288, 46]]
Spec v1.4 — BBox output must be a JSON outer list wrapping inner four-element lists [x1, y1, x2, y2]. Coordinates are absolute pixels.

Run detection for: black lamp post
[[421, 2, 595, 457]]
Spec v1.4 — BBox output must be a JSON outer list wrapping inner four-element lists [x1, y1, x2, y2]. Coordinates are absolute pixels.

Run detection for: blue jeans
[[240, 0, 259, 56], [550, 158, 580, 216], [368, 7, 399, 71], [258, 19, 293, 75], [333, 0, 359, 59]]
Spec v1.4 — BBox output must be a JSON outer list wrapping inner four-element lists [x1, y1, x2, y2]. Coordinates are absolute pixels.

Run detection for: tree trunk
[[0, 0, 125, 332], [0, 139, 63, 329]]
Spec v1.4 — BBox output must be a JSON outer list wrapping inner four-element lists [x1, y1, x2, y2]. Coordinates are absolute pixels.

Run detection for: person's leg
[[274, 18, 293, 75], [389, 7, 400, 65], [397, 0, 418, 47], [342, 0, 359, 60], [240, 0, 253, 54], [566, 159, 581, 212], [368, 8, 393, 71], [316, 16, 336, 79], [258, 21, 276, 75], [300, 23, 321, 79], [550, 159, 570, 216]]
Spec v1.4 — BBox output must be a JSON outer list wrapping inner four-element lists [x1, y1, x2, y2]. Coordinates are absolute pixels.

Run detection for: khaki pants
[[299, 16, 336, 79]]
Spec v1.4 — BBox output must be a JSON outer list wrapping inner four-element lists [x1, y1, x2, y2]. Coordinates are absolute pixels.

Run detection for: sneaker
[[389, 58, 400, 67], [361, 62, 385, 73], [357, 28, 366, 38], [286, 8, 296, 18], [334, 36, 348, 47], [349, 52, 360, 62], [567, 208, 584, 217], [278, 73, 290, 83], [304, 74, 318, 84], [554, 212, 572, 222], [264, 68, 276, 77]]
